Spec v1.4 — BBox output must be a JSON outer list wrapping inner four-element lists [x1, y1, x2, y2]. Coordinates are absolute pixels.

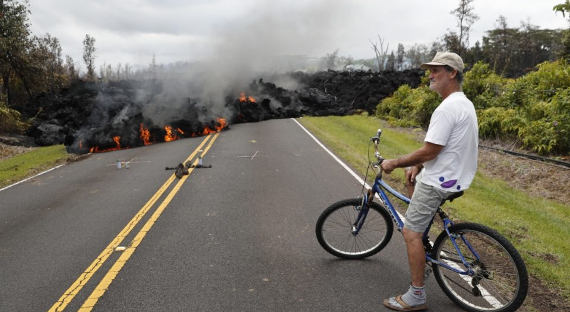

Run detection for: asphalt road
[[0, 119, 463, 311]]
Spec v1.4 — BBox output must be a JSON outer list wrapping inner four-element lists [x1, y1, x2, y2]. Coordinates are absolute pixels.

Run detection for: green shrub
[[505, 60, 570, 108], [463, 62, 511, 109], [377, 59, 569, 155], [376, 85, 439, 129], [519, 119, 558, 154], [478, 107, 524, 139], [409, 86, 440, 128], [550, 88, 570, 153], [0, 102, 27, 133]]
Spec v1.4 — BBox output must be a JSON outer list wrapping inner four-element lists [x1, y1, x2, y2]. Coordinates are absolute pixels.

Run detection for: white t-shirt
[[422, 92, 478, 192]]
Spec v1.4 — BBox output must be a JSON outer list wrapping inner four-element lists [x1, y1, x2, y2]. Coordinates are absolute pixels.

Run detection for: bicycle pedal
[[472, 286, 482, 297]]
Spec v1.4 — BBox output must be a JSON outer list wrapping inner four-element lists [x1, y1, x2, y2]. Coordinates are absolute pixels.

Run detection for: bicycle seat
[[446, 191, 464, 202]]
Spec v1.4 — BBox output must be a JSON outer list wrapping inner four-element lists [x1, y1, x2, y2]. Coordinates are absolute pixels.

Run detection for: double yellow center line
[[49, 133, 220, 312]]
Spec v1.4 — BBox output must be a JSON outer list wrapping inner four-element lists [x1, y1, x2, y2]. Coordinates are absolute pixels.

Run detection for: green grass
[[0, 145, 69, 187], [299, 114, 570, 300]]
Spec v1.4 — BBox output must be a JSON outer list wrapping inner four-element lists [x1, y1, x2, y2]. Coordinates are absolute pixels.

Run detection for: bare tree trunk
[[370, 35, 389, 72]]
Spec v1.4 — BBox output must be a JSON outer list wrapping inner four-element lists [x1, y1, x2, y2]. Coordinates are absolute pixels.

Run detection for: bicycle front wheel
[[315, 198, 393, 259], [432, 223, 528, 312]]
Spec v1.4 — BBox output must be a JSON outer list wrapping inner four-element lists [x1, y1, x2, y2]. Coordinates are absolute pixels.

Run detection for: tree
[[386, 52, 396, 71], [31, 33, 66, 93], [370, 35, 389, 71], [430, 41, 445, 58], [450, 0, 479, 54], [483, 15, 514, 75], [83, 34, 96, 80], [0, 0, 33, 106], [553, 0, 570, 18], [65, 55, 78, 80], [406, 44, 430, 68], [480, 17, 564, 77], [553, 0, 570, 60], [442, 32, 462, 53], [396, 43, 405, 70], [464, 40, 483, 68]]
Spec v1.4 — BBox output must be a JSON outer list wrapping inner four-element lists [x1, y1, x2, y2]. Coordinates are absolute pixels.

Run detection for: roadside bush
[[478, 107, 524, 139], [0, 102, 27, 134], [518, 119, 558, 155], [504, 60, 570, 108], [376, 59, 570, 155], [550, 88, 570, 153], [463, 62, 511, 109], [376, 84, 439, 129]]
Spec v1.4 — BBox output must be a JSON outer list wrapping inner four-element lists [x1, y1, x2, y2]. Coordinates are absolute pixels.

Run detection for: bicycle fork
[[352, 191, 373, 235]]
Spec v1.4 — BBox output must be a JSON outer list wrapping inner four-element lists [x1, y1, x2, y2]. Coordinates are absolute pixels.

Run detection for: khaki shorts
[[404, 181, 455, 233]]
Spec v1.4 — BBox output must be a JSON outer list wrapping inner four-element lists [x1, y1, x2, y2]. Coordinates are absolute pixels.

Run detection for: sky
[[28, 0, 569, 72]]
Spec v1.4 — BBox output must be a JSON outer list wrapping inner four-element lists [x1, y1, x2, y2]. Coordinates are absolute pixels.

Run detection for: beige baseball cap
[[421, 52, 464, 72]]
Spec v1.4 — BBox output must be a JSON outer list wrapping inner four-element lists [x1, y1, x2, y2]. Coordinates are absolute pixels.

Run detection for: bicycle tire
[[315, 198, 393, 259], [431, 222, 528, 312]]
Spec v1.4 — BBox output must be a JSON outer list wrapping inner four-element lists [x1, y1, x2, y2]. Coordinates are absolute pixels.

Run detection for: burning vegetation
[[27, 70, 422, 154]]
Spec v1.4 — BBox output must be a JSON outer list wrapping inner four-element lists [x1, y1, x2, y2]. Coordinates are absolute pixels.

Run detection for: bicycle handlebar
[[370, 128, 385, 165]]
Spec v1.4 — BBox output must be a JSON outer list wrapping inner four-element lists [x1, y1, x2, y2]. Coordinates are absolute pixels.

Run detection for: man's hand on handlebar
[[380, 158, 399, 174]]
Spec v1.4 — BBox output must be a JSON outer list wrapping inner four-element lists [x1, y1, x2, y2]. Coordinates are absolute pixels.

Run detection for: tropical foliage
[[376, 60, 570, 155]]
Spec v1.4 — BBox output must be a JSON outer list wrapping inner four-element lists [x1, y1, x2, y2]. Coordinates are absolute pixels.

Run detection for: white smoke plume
[[143, 0, 352, 125]]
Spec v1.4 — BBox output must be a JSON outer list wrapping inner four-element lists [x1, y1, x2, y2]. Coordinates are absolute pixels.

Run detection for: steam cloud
[[144, 0, 352, 125], [34, 0, 387, 153]]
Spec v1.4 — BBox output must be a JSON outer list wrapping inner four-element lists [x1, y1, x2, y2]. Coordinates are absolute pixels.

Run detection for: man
[[381, 52, 478, 311]]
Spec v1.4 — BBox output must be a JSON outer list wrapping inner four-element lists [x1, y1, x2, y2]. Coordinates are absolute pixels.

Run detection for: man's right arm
[[381, 142, 443, 174]]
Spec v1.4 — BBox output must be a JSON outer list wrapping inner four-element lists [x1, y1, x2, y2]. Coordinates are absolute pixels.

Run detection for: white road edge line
[[292, 117, 501, 309], [0, 164, 65, 192], [291, 118, 406, 221]]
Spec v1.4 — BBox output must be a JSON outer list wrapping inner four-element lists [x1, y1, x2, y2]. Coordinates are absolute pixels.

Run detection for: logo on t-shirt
[[439, 176, 461, 190]]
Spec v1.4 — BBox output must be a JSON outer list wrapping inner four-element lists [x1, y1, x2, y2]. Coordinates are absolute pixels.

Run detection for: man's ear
[[449, 69, 457, 79]]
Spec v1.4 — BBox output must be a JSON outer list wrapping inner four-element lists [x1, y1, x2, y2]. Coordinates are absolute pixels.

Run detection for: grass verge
[[0, 145, 69, 188], [299, 114, 570, 302]]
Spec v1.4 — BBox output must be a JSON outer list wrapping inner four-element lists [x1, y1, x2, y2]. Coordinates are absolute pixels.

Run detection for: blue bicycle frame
[[357, 172, 479, 277]]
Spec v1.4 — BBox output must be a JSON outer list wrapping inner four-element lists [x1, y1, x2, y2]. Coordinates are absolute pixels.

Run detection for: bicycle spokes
[[432, 224, 527, 312], [316, 198, 393, 259]]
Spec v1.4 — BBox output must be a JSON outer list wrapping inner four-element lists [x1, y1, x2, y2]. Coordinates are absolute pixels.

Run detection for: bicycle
[[315, 129, 528, 312]]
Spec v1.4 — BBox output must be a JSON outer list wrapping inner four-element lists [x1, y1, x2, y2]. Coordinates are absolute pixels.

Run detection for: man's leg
[[384, 181, 441, 311], [383, 229, 428, 310], [403, 228, 425, 287]]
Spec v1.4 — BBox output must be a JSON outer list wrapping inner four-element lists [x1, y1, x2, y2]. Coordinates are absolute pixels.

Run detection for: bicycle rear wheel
[[432, 223, 528, 312], [315, 198, 393, 259]]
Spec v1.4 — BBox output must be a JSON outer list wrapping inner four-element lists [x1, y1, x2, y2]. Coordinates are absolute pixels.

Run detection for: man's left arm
[[381, 142, 444, 174]]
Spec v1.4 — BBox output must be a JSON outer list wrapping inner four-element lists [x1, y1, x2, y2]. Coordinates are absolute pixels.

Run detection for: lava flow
[[89, 136, 122, 153], [164, 126, 181, 142], [140, 123, 151, 145], [239, 92, 256, 103], [87, 118, 229, 153], [201, 117, 227, 135]]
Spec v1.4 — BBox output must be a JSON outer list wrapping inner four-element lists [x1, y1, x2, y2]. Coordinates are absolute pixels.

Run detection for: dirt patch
[[522, 274, 570, 312], [0, 142, 35, 160], [0, 134, 37, 160], [389, 124, 570, 205], [478, 145, 570, 205], [528, 251, 560, 265]]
